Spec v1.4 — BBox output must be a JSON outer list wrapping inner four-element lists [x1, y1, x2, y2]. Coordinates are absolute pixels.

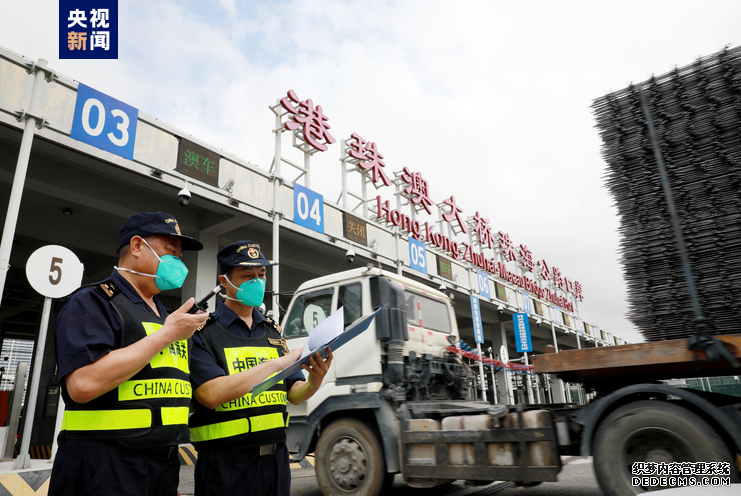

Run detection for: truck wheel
[[315, 418, 391, 496], [593, 400, 738, 496]]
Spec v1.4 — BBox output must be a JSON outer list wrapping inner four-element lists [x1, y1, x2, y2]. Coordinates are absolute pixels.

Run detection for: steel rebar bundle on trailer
[[594, 46, 741, 342]]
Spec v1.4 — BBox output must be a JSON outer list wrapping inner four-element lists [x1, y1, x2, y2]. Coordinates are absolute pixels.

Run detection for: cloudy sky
[[3, 0, 741, 343]]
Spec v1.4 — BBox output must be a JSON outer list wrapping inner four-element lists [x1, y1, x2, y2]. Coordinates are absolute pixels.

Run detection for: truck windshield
[[404, 291, 451, 333], [284, 288, 334, 338]]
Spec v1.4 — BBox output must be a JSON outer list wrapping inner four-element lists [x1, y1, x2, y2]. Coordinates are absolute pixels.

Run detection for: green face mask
[[116, 238, 188, 290], [224, 274, 266, 307]]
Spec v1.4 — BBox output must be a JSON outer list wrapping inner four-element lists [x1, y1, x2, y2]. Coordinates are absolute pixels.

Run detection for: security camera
[[497, 305, 504, 314], [536, 320, 542, 327], [439, 283, 447, 292], [178, 185, 191, 207], [346, 248, 355, 264]]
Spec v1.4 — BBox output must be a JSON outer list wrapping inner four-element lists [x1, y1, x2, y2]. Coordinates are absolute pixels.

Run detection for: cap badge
[[248, 247, 259, 259], [175, 223, 182, 235]]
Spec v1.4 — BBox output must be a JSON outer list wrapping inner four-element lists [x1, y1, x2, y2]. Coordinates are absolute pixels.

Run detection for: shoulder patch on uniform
[[265, 316, 282, 334], [98, 280, 120, 299], [268, 337, 290, 354], [195, 315, 212, 333], [265, 317, 289, 353]]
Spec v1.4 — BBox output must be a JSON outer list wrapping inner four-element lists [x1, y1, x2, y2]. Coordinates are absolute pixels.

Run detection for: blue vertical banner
[[513, 313, 533, 353], [70, 83, 138, 160], [408, 238, 427, 275], [60, 0, 119, 59], [520, 290, 532, 315], [552, 304, 563, 326], [577, 317, 585, 334], [470, 295, 484, 344], [476, 269, 490, 298], [293, 183, 324, 234]]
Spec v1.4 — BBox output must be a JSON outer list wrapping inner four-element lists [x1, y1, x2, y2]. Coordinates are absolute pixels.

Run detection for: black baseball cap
[[119, 212, 203, 251], [218, 240, 278, 273]]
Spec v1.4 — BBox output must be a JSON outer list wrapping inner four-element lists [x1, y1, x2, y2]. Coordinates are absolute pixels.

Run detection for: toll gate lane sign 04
[[293, 183, 324, 234], [513, 313, 532, 353]]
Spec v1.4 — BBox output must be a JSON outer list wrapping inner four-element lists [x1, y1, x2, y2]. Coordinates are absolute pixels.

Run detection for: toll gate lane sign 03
[[59, 0, 118, 59], [70, 83, 138, 160], [513, 313, 532, 353]]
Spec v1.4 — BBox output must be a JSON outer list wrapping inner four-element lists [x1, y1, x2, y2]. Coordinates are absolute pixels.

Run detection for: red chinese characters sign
[[374, 197, 583, 309], [472, 212, 493, 249], [442, 196, 468, 234], [281, 89, 336, 152], [401, 167, 434, 214], [373, 194, 583, 309], [349, 132, 392, 187], [302, 94, 585, 307], [519, 244, 534, 272]]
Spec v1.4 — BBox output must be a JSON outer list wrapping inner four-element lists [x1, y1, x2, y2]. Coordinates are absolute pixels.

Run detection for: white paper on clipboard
[[250, 305, 386, 397]]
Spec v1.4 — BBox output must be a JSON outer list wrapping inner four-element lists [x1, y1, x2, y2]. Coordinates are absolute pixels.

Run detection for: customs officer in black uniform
[[48, 212, 209, 496], [189, 240, 332, 496]]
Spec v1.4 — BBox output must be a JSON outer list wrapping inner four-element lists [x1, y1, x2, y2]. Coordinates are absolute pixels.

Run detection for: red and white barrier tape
[[445, 345, 534, 373]]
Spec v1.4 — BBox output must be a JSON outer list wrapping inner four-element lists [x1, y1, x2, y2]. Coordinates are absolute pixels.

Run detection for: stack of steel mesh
[[593, 46, 741, 341]]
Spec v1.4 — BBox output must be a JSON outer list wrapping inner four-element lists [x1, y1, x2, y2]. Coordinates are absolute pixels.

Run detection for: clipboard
[[250, 304, 387, 397]]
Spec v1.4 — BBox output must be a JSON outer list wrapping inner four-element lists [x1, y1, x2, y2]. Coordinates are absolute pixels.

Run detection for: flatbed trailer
[[532, 333, 741, 496], [534, 333, 741, 384]]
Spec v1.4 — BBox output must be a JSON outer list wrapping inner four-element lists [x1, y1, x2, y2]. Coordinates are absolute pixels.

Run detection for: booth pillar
[[182, 232, 219, 307]]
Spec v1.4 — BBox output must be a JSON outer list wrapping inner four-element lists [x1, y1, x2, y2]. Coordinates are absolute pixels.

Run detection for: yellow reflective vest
[[189, 317, 289, 451], [59, 281, 191, 448]]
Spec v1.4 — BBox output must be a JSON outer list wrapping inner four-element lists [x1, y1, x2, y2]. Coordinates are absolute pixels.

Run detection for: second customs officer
[[189, 240, 332, 496]]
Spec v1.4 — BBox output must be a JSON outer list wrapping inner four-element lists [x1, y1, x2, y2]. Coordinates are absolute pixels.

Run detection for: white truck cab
[[281, 267, 560, 496]]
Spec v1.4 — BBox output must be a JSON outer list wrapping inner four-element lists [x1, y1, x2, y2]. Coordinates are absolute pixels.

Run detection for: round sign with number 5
[[26, 245, 84, 298]]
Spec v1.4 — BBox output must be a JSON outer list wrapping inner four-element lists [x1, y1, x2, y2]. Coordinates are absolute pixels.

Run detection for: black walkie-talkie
[[188, 284, 223, 314]]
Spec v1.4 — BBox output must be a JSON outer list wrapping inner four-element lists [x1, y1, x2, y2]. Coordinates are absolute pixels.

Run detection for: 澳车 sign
[[177, 138, 220, 187], [437, 256, 453, 280]]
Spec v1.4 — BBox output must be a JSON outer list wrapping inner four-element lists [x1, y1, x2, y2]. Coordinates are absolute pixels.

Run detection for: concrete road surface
[[178, 456, 605, 496]]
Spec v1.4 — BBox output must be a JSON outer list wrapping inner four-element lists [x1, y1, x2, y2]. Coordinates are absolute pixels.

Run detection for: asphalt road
[[178, 456, 605, 496]]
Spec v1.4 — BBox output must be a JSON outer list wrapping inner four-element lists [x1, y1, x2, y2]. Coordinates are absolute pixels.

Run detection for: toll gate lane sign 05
[[408, 237, 427, 275]]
